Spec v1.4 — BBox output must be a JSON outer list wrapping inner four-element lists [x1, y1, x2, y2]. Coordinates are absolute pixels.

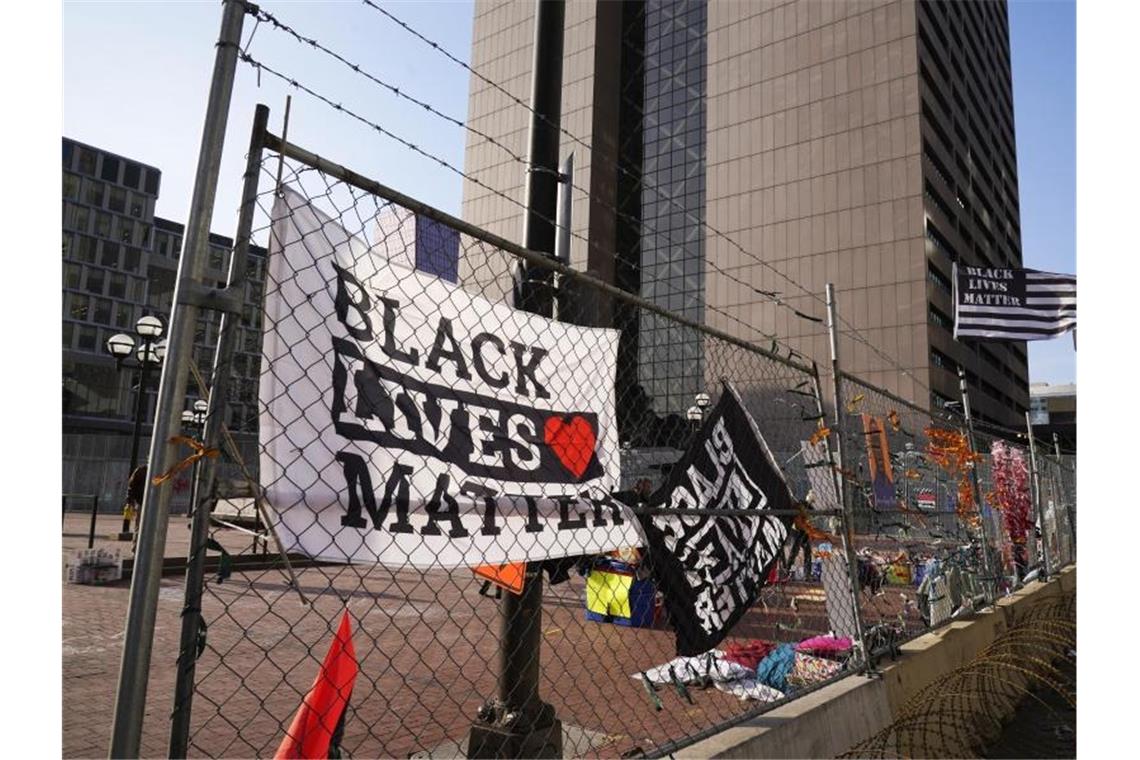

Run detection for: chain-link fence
[[833, 370, 1075, 659], [168, 129, 877, 759]]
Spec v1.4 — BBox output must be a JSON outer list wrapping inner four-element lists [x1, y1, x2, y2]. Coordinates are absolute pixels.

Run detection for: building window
[[138, 224, 151, 249], [63, 141, 74, 169], [76, 325, 97, 352], [129, 194, 145, 218], [62, 322, 75, 349], [145, 169, 160, 196], [109, 186, 126, 214], [63, 173, 80, 200], [68, 293, 90, 321], [93, 298, 112, 326], [100, 156, 120, 183], [72, 205, 90, 234], [114, 303, 133, 329], [123, 247, 141, 273], [929, 304, 953, 331], [119, 218, 135, 244], [100, 242, 120, 269], [78, 148, 97, 175], [94, 211, 112, 238], [108, 272, 127, 299], [76, 236, 97, 264], [123, 162, 142, 190], [85, 269, 105, 295], [129, 277, 147, 302], [85, 180, 105, 208], [64, 263, 82, 289]]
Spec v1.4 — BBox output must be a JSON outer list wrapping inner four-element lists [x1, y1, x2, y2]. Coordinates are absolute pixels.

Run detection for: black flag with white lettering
[[953, 263, 1076, 341], [636, 382, 794, 656]]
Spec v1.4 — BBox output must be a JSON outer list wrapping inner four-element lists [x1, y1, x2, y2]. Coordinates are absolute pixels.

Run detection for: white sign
[[259, 188, 638, 567]]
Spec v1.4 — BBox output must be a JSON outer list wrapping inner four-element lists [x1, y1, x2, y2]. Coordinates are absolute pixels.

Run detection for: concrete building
[[1029, 382, 1076, 453], [461, 0, 1029, 430], [62, 138, 266, 437]]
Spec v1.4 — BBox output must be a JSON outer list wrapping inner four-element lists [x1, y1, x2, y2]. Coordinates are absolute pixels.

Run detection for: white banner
[[260, 188, 638, 567]]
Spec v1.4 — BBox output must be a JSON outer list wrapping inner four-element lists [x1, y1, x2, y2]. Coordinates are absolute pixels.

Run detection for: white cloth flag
[[259, 188, 638, 567]]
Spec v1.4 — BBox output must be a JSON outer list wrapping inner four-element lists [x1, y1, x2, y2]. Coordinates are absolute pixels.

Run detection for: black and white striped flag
[[953, 264, 1076, 341]]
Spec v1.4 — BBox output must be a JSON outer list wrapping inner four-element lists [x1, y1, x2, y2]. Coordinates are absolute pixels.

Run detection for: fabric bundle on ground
[[794, 635, 853, 660], [722, 640, 776, 671], [714, 677, 785, 702], [634, 650, 751, 687], [754, 644, 797, 691], [786, 652, 843, 687]]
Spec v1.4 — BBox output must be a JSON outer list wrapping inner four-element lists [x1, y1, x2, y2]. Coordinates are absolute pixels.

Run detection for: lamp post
[[181, 399, 209, 519], [106, 315, 166, 540]]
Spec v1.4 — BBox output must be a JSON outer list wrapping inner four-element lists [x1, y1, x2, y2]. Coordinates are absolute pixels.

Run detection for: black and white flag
[[953, 264, 1076, 341], [636, 382, 794, 656]]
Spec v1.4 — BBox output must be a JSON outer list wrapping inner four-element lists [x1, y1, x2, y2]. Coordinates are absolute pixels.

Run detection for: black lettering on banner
[[333, 262, 374, 342], [471, 332, 509, 388], [557, 496, 588, 530], [425, 317, 473, 380], [524, 496, 544, 534], [421, 474, 470, 538], [510, 341, 550, 400], [636, 383, 796, 656], [462, 481, 501, 537], [378, 296, 421, 366], [330, 338, 604, 484], [336, 452, 415, 534]]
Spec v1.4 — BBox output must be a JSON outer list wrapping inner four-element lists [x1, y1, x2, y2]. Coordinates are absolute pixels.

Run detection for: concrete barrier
[[680, 566, 1075, 759]]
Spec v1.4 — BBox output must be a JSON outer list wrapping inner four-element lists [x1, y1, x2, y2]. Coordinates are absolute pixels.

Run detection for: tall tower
[[462, 0, 1029, 428]]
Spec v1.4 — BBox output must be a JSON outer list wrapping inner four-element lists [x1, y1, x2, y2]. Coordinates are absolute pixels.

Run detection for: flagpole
[[957, 365, 998, 605]]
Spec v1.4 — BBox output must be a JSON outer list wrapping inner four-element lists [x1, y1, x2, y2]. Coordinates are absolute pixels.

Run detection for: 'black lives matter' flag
[[636, 383, 794, 656], [953, 264, 1076, 341]]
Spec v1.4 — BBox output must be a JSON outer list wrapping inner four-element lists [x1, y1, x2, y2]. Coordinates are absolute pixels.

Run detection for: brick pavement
[[63, 517, 927, 758]]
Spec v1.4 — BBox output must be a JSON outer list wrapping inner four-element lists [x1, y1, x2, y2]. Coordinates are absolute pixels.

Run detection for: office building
[[461, 0, 1029, 429], [62, 138, 266, 438], [1029, 382, 1076, 453]]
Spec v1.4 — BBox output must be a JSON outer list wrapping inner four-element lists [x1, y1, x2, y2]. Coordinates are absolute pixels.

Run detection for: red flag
[[275, 610, 358, 759]]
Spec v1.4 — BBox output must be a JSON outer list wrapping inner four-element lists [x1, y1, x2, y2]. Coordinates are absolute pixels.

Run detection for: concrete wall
[[679, 565, 1076, 758]]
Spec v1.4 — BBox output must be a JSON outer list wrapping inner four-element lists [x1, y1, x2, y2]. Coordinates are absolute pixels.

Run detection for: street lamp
[[695, 392, 711, 411], [106, 314, 166, 541], [686, 405, 702, 435], [182, 399, 209, 519]]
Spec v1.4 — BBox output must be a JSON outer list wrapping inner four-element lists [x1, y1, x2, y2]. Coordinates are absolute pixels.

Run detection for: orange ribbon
[[151, 435, 220, 486]]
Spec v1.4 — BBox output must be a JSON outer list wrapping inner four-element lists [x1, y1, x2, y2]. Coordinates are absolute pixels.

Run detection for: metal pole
[[168, 102, 269, 759], [956, 366, 996, 604], [121, 359, 150, 539], [88, 495, 100, 550], [1024, 413, 1051, 581], [552, 152, 572, 321], [471, 3, 564, 758], [110, 2, 247, 755], [823, 284, 871, 673]]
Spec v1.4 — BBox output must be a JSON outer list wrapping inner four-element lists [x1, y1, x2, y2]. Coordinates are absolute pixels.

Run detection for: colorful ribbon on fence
[[151, 435, 220, 486]]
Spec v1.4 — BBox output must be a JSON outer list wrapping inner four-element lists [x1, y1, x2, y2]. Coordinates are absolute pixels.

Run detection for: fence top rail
[[835, 368, 959, 425], [262, 129, 817, 376]]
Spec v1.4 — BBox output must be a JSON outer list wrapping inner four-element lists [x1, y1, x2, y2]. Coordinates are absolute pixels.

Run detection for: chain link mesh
[[179, 146, 873, 759]]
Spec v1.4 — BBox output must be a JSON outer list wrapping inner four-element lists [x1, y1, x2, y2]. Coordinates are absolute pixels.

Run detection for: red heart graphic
[[543, 415, 597, 479]]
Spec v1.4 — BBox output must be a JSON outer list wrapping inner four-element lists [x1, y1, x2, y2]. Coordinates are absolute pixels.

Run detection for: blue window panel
[[414, 215, 459, 283]]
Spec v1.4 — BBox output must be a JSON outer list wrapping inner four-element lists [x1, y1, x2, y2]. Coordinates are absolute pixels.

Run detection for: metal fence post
[[469, 2, 565, 757], [1053, 432, 1076, 557], [1025, 413, 1051, 582], [168, 103, 270, 759], [109, 1, 248, 755], [956, 366, 997, 604], [823, 284, 872, 673], [88, 496, 100, 550]]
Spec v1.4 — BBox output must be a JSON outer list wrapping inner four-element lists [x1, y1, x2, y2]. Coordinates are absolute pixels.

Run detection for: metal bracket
[[176, 280, 244, 315]]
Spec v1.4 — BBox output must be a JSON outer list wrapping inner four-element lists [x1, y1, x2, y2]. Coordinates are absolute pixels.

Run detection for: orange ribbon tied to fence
[[150, 435, 220, 486]]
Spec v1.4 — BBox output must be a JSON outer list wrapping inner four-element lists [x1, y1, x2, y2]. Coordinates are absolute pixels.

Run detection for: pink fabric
[[795, 635, 853, 657]]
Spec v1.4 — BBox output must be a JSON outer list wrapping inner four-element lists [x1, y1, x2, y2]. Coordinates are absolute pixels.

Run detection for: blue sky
[[63, 0, 1076, 384]]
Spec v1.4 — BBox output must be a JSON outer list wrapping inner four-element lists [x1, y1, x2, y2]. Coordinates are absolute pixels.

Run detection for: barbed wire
[[243, 5, 814, 357], [228, 45, 805, 355]]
